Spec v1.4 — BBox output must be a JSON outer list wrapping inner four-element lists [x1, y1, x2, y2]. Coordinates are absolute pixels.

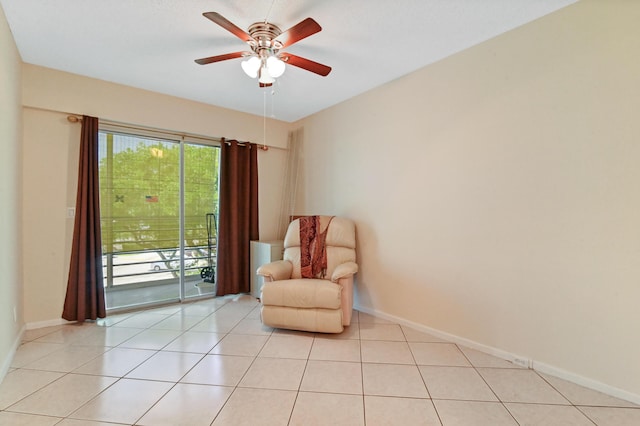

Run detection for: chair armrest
[[257, 260, 293, 281], [331, 261, 358, 283]]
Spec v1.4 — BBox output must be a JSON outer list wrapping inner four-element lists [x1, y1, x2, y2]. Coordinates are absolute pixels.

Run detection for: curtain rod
[[99, 118, 274, 151], [220, 137, 269, 150], [99, 118, 227, 145], [96, 117, 275, 151], [24, 105, 278, 151]]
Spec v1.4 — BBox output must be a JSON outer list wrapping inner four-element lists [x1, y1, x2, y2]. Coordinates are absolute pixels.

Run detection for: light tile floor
[[1, 294, 639, 425]]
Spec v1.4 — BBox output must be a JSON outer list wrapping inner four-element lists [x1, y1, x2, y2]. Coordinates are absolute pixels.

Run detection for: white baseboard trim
[[533, 360, 640, 406], [26, 318, 75, 330], [0, 324, 26, 383], [354, 304, 640, 406]]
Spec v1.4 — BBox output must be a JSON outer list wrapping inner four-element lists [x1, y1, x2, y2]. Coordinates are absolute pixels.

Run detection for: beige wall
[[0, 5, 24, 376], [22, 65, 291, 150], [21, 65, 291, 324], [298, 0, 640, 400], [21, 108, 80, 325]]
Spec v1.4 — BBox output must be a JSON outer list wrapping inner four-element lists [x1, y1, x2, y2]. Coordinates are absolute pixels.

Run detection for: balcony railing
[[102, 245, 216, 289]]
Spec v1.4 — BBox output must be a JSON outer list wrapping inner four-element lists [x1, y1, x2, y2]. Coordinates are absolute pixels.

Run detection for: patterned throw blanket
[[299, 216, 334, 279]]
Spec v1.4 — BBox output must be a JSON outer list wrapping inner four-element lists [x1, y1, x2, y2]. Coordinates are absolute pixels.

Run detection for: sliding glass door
[[98, 129, 220, 310], [183, 142, 220, 298]]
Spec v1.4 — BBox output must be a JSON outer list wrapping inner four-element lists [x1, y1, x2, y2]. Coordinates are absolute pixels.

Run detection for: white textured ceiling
[[1, 0, 577, 122]]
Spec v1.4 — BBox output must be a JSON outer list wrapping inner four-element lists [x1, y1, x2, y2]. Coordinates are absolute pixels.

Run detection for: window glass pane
[[184, 143, 219, 293], [99, 132, 180, 253]]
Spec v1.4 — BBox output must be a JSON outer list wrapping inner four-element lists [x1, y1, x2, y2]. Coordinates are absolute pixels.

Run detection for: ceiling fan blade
[[274, 17, 321, 48], [282, 53, 331, 77], [203, 12, 254, 43], [195, 51, 247, 65]]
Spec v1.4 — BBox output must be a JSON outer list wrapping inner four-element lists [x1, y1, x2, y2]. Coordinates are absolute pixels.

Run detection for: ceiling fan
[[195, 12, 332, 87]]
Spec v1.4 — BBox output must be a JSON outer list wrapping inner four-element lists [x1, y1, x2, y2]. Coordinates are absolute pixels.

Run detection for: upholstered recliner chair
[[257, 216, 358, 333]]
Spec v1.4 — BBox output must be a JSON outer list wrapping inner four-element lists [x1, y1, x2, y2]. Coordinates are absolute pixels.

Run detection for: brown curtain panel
[[62, 115, 106, 322], [216, 139, 259, 295]]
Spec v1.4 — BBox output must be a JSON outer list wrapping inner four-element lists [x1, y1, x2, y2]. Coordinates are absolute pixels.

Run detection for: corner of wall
[[0, 0, 25, 384]]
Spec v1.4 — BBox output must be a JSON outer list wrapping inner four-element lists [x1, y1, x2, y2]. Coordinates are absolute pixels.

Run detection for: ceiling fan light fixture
[[266, 55, 286, 78], [258, 65, 275, 84], [241, 56, 261, 78]]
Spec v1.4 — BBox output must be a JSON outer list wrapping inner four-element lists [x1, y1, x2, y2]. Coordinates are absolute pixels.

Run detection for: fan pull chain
[[262, 89, 268, 150], [270, 82, 277, 118]]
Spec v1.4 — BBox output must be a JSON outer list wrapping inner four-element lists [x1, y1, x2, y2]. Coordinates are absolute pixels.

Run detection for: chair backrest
[[283, 216, 356, 279]]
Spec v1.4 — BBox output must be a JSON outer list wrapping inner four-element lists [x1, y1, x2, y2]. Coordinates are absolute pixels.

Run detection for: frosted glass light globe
[[266, 56, 286, 78], [241, 56, 261, 78]]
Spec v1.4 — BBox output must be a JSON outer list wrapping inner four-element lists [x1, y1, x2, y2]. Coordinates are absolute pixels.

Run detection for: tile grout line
[[285, 327, 316, 425], [208, 300, 270, 426], [73, 296, 242, 425], [456, 342, 522, 425], [402, 323, 444, 426], [65, 303, 215, 425], [357, 319, 368, 425]]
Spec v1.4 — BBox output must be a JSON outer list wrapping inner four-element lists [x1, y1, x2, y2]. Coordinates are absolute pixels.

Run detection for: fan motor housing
[[248, 22, 283, 51]]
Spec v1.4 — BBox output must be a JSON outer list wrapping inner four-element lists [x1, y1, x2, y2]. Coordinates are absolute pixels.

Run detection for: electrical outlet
[[67, 207, 75, 218], [513, 357, 530, 368]]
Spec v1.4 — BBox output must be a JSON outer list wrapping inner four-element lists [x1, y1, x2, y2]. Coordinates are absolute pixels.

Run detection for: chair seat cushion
[[261, 279, 342, 310]]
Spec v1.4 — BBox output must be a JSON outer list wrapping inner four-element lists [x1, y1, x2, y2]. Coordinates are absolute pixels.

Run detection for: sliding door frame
[[99, 122, 221, 310]]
